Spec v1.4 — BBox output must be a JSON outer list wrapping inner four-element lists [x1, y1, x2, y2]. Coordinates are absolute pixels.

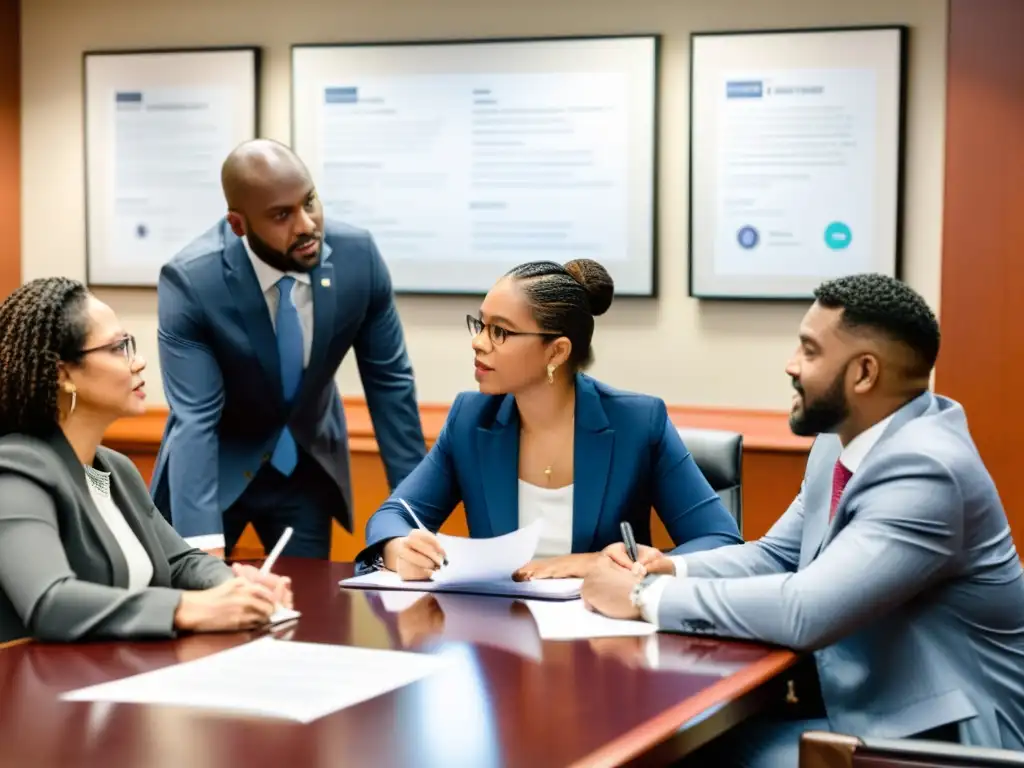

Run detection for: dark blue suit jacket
[[359, 374, 742, 565], [150, 218, 426, 538]]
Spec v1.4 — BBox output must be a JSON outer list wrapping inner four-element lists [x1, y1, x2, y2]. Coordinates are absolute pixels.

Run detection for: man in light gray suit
[[583, 273, 1024, 766]]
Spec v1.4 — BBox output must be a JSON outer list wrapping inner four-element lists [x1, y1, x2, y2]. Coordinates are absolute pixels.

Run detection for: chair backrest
[[800, 731, 1024, 768], [676, 427, 743, 533]]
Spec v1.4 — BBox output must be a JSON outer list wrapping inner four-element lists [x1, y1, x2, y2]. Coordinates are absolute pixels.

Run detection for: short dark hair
[[813, 273, 940, 376], [505, 259, 614, 371], [0, 277, 91, 436]]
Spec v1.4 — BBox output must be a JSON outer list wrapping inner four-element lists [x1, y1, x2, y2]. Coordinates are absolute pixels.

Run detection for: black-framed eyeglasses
[[80, 334, 136, 363], [465, 315, 561, 346]]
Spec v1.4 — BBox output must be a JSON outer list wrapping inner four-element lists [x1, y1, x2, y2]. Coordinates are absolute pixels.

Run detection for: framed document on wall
[[688, 27, 907, 300], [83, 47, 260, 287], [292, 35, 659, 296]]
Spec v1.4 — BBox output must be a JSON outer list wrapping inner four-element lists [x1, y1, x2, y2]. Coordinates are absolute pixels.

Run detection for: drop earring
[[64, 383, 77, 416], [546, 364, 555, 384]]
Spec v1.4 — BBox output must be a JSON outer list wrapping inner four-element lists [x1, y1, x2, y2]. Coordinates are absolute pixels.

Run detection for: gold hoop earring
[[546, 364, 555, 384], [64, 383, 77, 416]]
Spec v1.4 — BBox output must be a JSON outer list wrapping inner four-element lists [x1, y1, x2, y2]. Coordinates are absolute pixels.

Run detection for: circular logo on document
[[737, 226, 759, 249], [824, 222, 852, 250], [135, 223, 149, 239]]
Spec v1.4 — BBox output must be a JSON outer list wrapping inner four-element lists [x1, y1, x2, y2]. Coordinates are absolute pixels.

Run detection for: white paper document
[[434, 521, 542, 582], [269, 606, 301, 625], [60, 637, 450, 723], [341, 522, 581, 600], [524, 599, 658, 640]]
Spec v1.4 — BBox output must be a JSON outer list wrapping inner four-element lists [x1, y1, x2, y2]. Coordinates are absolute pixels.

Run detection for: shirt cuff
[[183, 534, 226, 551], [638, 575, 673, 625], [668, 555, 688, 578]]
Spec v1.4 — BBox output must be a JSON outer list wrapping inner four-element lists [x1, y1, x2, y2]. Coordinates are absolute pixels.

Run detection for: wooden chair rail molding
[[104, 400, 811, 561]]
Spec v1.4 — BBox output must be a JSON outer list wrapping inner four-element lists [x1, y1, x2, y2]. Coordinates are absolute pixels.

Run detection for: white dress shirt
[[243, 236, 314, 368], [518, 480, 575, 558], [84, 465, 155, 591], [641, 414, 897, 623]]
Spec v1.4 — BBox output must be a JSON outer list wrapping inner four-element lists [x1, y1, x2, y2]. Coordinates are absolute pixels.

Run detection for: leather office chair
[[677, 427, 743, 534], [800, 730, 1024, 768]]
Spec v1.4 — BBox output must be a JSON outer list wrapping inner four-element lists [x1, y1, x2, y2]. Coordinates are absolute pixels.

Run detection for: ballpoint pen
[[620, 521, 639, 563], [398, 498, 449, 567]]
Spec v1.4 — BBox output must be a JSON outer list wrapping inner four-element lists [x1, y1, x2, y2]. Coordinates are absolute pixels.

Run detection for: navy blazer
[[359, 374, 742, 566], [150, 218, 426, 538]]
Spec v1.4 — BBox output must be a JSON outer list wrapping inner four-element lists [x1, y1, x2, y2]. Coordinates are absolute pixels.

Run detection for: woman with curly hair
[[0, 277, 292, 643]]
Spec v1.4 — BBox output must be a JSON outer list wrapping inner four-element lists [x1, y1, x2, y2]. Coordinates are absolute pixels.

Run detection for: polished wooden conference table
[[0, 560, 798, 768]]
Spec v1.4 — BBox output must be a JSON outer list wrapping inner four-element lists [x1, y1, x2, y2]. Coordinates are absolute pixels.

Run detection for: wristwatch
[[629, 574, 662, 609]]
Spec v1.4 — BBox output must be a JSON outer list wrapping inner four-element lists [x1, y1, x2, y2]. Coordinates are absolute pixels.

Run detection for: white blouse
[[518, 480, 575, 558], [83, 465, 155, 591]]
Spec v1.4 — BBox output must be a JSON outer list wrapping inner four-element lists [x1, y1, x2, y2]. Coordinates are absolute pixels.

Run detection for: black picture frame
[[686, 25, 909, 302], [82, 45, 261, 289], [290, 34, 661, 299]]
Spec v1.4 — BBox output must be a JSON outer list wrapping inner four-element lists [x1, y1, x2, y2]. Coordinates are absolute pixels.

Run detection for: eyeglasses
[[465, 315, 561, 346], [80, 334, 137, 363]]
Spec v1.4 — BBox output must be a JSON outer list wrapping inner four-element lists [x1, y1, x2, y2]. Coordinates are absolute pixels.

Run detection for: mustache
[[288, 234, 321, 254], [791, 378, 804, 395]]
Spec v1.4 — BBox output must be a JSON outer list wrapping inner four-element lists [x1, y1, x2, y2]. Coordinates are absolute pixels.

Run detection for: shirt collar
[[242, 236, 311, 294], [839, 413, 895, 473]]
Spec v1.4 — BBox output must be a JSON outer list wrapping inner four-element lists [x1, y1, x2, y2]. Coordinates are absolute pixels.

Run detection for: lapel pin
[[320, 277, 331, 287]]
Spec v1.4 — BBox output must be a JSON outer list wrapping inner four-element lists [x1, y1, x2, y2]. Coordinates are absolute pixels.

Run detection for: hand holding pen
[[382, 498, 449, 581]]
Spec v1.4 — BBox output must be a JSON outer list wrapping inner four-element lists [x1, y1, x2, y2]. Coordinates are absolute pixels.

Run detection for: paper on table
[[60, 637, 451, 723], [524, 599, 658, 640], [342, 569, 582, 600], [269, 606, 301, 625], [433, 521, 542, 582]]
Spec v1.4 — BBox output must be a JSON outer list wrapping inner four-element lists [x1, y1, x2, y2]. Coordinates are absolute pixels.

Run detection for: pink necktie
[[829, 460, 853, 522]]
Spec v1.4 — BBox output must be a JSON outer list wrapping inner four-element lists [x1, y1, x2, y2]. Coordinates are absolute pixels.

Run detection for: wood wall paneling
[[938, 0, 1024, 546], [103, 401, 809, 561], [0, 0, 20, 298]]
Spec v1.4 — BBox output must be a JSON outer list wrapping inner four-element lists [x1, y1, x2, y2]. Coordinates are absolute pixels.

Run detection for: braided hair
[[0, 277, 90, 436], [505, 258, 614, 371]]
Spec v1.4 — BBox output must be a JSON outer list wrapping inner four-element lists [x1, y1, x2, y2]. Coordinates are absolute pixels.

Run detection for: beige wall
[[21, 0, 947, 409]]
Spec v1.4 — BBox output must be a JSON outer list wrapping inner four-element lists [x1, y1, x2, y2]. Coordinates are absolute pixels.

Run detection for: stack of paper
[[60, 637, 451, 723], [341, 522, 582, 600]]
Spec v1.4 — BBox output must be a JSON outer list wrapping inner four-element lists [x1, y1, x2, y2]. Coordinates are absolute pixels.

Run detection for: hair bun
[[563, 259, 614, 316]]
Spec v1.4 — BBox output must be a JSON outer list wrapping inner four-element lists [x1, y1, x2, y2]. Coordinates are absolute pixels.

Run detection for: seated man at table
[[583, 273, 1024, 766]]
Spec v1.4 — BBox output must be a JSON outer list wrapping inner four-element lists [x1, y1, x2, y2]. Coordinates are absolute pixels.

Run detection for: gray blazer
[[0, 430, 232, 644], [658, 392, 1024, 749]]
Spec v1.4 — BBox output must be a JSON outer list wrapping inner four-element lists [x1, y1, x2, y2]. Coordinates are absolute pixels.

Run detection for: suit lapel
[[477, 396, 520, 538], [811, 392, 936, 558], [222, 237, 281, 397], [97, 455, 172, 588], [45, 434, 130, 588], [298, 241, 336, 399], [570, 375, 614, 553]]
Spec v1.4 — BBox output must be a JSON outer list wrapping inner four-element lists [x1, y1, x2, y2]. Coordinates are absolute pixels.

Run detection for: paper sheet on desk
[[524, 599, 658, 640], [433, 520, 542, 582], [60, 637, 450, 723]]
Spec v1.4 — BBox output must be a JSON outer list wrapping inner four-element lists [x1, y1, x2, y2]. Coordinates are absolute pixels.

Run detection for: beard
[[789, 369, 849, 437], [246, 223, 321, 273]]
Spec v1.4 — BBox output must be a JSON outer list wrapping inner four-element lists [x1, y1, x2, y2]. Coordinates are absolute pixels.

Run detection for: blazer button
[[262, 453, 271, 462], [243, 470, 253, 480]]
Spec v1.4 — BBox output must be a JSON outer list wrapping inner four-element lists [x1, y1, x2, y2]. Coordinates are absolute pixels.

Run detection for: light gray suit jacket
[[657, 392, 1024, 749], [0, 430, 232, 644]]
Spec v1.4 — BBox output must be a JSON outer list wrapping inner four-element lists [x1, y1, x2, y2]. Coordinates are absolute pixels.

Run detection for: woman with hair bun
[[360, 259, 741, 581]]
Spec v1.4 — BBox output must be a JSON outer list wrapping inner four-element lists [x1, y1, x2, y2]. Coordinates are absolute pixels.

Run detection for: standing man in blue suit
[[151, 139, 426, 559], [585, 273, 1024, 765]]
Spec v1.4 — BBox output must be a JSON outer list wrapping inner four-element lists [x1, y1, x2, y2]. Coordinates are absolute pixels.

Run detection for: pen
[[398, 498, 449, 567], [620, 521, 639, 563], [259, 526, 293, 575]]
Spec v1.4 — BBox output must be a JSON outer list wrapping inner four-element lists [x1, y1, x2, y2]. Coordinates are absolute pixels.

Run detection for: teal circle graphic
[[824, 221, 852, 250]]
